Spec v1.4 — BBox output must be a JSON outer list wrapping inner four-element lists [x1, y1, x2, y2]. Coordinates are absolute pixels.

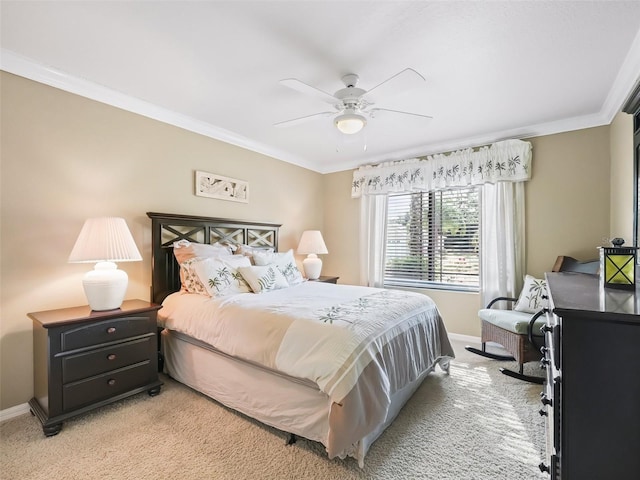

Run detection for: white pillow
[[251, 249, 278, 265], [193, 256, 252, 297], [237, 265, 289, 293], [514, 275, 549, 313], [234, 244, 274, 264], [253, 249, 304, 285]]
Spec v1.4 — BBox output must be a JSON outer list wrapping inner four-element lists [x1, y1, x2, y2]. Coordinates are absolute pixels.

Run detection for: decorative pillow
[[179, 258, 210, 295], [237, 265, 289, 293], [252, 249, 304, 285], [251, 249, 278, 265], [234, 244, 274, 264], [514, 275, 549, 313], [193, 255, 252, 297], [173, 240, 234, 264], [173, 240, 235, 293]]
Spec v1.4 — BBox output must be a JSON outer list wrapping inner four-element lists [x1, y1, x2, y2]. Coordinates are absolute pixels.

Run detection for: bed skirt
[[162, 329, 448, 466]]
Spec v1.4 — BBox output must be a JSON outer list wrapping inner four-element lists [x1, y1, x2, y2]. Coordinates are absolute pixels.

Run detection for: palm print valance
[[351, 139, 532, 198]]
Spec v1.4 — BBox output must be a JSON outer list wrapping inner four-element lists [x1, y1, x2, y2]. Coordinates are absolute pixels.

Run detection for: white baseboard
[[448, 332, 480, 344], [0, 402, 30, 422]]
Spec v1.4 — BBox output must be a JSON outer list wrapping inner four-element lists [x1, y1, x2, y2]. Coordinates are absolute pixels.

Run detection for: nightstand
[[28, 299, 163, 437], [310, 276, 339, 284]]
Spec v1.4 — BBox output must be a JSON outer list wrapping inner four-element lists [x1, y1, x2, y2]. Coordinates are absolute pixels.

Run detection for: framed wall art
[[195, 171, 249, 203]]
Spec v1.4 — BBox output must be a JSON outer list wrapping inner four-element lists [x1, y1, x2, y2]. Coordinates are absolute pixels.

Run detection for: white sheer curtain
[[359, 195, 388, 287], [480, 181, 526, 306]]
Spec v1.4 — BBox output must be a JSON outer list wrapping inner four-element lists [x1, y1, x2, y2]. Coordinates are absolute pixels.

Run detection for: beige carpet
[[0, 340, 546, 480]]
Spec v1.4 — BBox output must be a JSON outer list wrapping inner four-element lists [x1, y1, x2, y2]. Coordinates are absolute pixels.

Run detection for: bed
[[147, 212, 454, 466]]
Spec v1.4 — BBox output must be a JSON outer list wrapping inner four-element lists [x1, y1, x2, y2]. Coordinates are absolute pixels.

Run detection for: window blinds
[[384, 188, 480, 288]]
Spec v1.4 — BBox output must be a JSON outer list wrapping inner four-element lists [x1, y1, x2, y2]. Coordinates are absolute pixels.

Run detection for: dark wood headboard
[[147, 212, 281, 304]]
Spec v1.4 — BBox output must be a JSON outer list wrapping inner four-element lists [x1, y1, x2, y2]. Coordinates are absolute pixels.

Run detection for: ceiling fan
[[274, 68, 433, 135]]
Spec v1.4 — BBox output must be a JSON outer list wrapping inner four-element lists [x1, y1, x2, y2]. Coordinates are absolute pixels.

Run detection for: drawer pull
[[107, 379, 116, 386], [539, 408, 548, 417], [107, 327, 116, 334], [107, 354, 116, 361], [540, 394, 552, 407], [539, 463, 550, 474]]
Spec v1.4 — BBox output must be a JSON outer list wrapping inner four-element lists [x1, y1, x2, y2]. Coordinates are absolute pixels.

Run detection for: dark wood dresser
[[540, 272, 640, 479], [28, 299, 163, 436]]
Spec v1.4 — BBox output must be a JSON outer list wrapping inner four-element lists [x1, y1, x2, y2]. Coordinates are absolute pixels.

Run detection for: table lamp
[[68, 217, 142, 310], [297, 230, 328, 280]]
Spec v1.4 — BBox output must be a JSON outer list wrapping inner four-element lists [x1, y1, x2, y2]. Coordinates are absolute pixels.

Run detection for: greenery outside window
[[384, 188, 480, 291]]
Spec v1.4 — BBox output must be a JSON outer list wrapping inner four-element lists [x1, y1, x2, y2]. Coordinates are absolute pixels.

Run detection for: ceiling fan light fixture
[[334, 112, 366, 135]]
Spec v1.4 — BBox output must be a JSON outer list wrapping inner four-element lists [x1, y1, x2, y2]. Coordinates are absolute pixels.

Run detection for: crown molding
[[2, 48, 635, 176], [0, 49, 320, 173], [325, 112, 611, 174], [603, 26, 640, 119]]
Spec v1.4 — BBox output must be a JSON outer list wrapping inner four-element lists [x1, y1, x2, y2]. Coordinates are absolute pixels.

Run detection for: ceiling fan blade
[[369, 108, 433, 120], [274, 111, 334, 128], [363, 68, 426, 103], [279, 78, 337, 105]]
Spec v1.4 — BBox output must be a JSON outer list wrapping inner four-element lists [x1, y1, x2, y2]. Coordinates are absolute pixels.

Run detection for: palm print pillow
[[514, 275, 549, 313], [237, 265, 289, 293], [253, 249, 305, 285], [193, 255, 252, 297]]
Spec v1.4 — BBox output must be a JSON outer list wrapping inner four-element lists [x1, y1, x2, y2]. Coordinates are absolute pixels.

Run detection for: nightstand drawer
[[61, 315, 152, 351], [62, 336, 155, 383], [63, 361, 154, 411]]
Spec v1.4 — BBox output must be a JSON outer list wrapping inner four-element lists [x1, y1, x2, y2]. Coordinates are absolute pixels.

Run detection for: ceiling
[[2, 1, 640, 174]]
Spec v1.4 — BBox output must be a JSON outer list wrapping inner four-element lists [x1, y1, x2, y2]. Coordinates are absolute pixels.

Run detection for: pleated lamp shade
[[69, 217, 142, 311]]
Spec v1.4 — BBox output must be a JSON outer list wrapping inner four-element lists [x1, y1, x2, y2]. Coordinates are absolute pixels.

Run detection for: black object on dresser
[[28, 299, 163, 436], [540, 272, 640, 479]]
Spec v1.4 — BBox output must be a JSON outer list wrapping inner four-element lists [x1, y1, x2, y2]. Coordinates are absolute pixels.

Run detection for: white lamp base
[[303, 254, 323, 280], [83, 261, 128, 311]]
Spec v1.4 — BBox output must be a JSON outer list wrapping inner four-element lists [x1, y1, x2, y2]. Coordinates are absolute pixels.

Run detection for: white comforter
[[159, 281, 454, 461], [159, 282, 448, 402]]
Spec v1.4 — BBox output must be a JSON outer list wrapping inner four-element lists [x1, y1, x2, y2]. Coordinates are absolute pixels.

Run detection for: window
[[384, 187, 480, 290]]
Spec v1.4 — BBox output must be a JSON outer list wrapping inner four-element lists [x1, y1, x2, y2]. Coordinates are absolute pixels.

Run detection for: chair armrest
[[527, 309, 548, 347], [486, 296, 518, 309]]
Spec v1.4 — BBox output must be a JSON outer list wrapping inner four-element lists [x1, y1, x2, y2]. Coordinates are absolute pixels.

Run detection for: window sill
[[384, 280, 479, 294]]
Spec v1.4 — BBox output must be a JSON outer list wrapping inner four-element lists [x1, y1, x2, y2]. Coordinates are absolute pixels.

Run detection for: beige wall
[[525, 127, 611, 274], [322, 170, 360, 285], [323, 126, 616, 338], [0, 73, 324, 409], [609, 111, 635, 242]]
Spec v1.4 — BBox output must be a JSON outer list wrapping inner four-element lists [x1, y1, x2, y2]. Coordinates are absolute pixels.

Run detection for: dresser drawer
[[62, 336, 154, 383], [61, 315, 152, 351], [63, 361, 155, 411]]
